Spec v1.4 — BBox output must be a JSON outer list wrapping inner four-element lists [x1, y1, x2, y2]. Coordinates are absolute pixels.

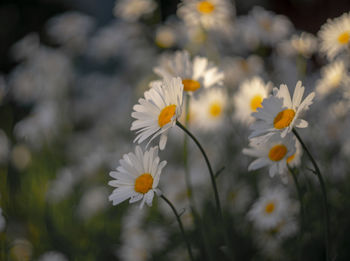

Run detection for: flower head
[[250, 81, 315, 138], [177, 0, 235, 30], [318, 12, 350, 60], [233, 76, 272, 125], [108, 146, 166, 208], [131, 77, 184, 150], [243, 133, 296, 182], [154, 50, 224, 94]]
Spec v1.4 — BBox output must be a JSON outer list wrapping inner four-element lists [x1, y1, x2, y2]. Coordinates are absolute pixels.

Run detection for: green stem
[[292, 128, 330, 261], [288, 165, 304, 260], [176, 121, 221, 214], [176, 121, 233, 259], [161, 195, 195, 261]]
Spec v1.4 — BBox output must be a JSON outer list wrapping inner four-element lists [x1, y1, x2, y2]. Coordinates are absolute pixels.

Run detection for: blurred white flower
[[316, 60, 350, 98], [77, 186, 109, 220], [11, 144, 31, 170], [177, 0, 235, 31], [37, 251, 68, 261], [232, 76, 272, 125], [114, 0, 157, 22], [278, 32, 318, 58], [10, 33, 40, 61], [154, 50, 224, 94], [318, 12, 350, 60], [46, 11, 95, 53]]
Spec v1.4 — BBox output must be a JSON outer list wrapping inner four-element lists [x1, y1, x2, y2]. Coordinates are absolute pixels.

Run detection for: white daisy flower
[[131, 77, 184, 150], [315, 60, 350, 98], [232, 76, 272, 125], [243, 133, 296, 181], [177, 0, 235, 30], [278, 32, 318, 58], [108, 146, 166, 209], [318, 12, 350, 60], [154, 50, 224, 94], [113, 0, 157, 22], [247, 186, 295, 230], [250, 81, 315, 138], [155, 26, 176, 49]]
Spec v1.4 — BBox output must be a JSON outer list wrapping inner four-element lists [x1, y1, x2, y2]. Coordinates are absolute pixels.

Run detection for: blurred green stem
[[292, 128, 330, 261], [161, 195, 195, 261], [296, 54, 307, 79]]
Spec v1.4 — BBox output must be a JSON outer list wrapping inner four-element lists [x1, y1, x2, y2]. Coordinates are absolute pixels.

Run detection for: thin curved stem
[[176, 120, 233, 259], [176, 120, 221, 214], [292, 128, 330, 261], [161, 195, 195, 261], [288, 165, 304, 261]]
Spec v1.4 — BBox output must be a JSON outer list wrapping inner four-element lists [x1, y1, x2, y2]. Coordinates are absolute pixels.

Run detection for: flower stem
[[176, 120, 233, 259], [288, 164, 304, 260], [292, 128, 330, 261], [161, 195, 195, 261], [176, 120, 221, 214]]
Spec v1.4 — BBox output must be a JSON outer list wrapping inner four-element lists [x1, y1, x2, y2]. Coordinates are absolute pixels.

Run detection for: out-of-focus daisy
[[10, 33, 40, 61], [77, 186, 109, 220], [250, 81, 315, 138], [318, 12, 350, 60], [177, 0, 235, 30], [46, 11, 95, 53], [286, 139, 302, 168], [191, 88, 228, 131], [243, 133, 296, 182], [222, 55, 264, 87], [278, 32, 318, 58], [131, 77, 183, 150], [250, 6, 292, 46], [155, 26, 176, 49], [113, 0, 157, 22], [315, 60, 350, 98], [37, 251, 68, 261], [248, 186, 297, 230], [154, 50, 224, 94], [232, 76, 271, 125], [108, 146, 166, 209]]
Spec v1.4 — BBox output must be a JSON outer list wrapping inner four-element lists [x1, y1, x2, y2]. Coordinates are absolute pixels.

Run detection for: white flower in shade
[[222, 55, 264, 87], [46, 11, 95, 52], [315, 60, 350, 98], [250, 81, 315, 138], [250, 6, 292, 46], [191, 88, 228, 131], [233, 77, 272, 125], [10, 33, 40, 61], [155, 26, 176, 49], [38, 251, 68, 261], [113, 0, 157, 22], [243, 133, 296, 182], [131, 77, 183, 150], [248, 187, 296, 230], [154, 50, 224, 94], [177, 0, 235, 30], [318, 12, 350, 60], [278, 32, 318, 58], [108, 146, 166, 209]]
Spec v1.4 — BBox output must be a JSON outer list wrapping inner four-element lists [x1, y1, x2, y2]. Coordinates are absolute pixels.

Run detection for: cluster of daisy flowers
[[243, 81, 314, 183]]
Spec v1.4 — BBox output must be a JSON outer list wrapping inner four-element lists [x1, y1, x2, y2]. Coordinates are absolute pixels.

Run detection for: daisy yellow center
[[182, 79, 201, 92], [197, 1, 215, 14], [250, 95, 263, 111], [265, 202, 275, 214], [158, 104, 177, 127], [209, 102, 222, 117], [286, 154, 295, 163], [134, 173, 153, 194], [337, 31, 350, 45], [268, 144, 287, 161], [273, 109, 295, 129]]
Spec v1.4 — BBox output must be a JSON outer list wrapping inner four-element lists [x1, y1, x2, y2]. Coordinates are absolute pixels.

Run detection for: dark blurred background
[[0, 0, 350, 73]]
